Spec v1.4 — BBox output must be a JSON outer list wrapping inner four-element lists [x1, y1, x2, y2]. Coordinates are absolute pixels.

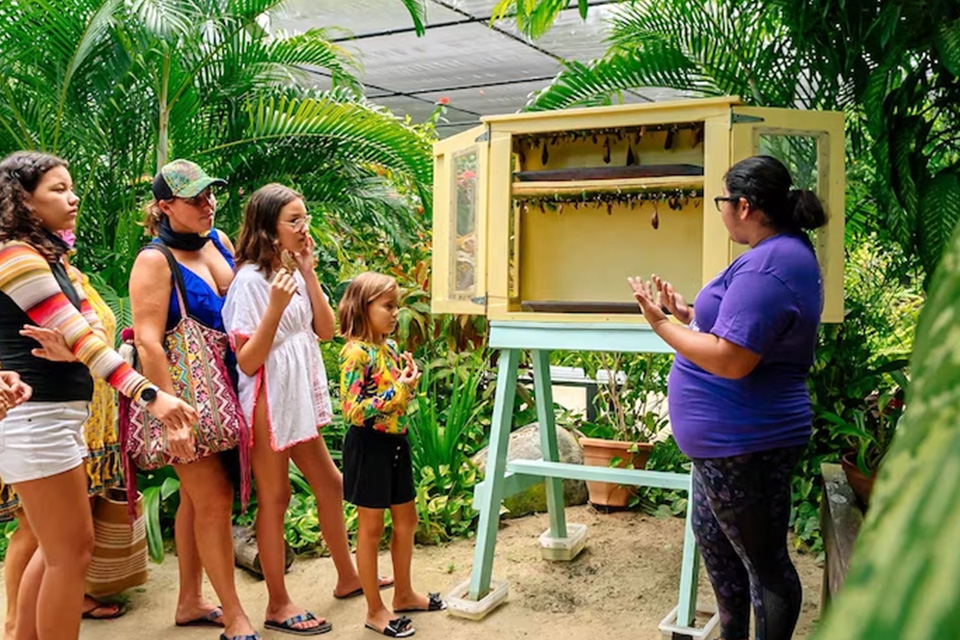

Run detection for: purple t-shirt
[[668, 233, 822, 459]]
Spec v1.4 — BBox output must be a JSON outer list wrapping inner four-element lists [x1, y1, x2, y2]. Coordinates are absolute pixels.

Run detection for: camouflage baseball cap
[[152, 159, 227, 200]]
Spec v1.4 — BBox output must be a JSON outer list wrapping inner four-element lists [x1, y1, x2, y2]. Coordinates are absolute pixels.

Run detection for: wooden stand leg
[[532, 349, 567, 538], [468, 348, 520, 600], [676, 475, 700, 627]]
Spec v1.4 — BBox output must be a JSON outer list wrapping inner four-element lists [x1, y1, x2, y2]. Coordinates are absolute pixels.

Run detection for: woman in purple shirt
[[629, 155, 826, 640]]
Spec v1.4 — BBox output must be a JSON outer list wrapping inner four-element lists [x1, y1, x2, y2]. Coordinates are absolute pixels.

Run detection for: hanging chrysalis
[[541, 142, 549, 165], [603, 137, 611, 164], [651, 202, 660, 230], [626, 145, 636, 166], [694, 124, 705, 147], [664, 125, 678, 150]]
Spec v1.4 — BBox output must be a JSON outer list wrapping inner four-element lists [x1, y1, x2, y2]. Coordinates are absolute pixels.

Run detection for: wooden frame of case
[[432, 97, 845, 323]]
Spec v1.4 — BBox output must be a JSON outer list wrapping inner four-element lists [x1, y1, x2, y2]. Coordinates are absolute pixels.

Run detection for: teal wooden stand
[[467, 321, 701, 628]]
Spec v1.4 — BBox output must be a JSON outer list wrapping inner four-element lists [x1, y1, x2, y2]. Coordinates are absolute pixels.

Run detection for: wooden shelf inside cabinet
[[512, 175, 705, 198]]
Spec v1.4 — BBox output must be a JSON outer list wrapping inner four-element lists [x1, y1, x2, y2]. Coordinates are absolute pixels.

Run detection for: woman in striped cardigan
[[0, 151, 197, 640]]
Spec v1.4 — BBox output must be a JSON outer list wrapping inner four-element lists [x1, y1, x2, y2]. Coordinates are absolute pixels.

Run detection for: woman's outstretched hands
[[651, 275, 693, 325], [628, 276, 669, 328]]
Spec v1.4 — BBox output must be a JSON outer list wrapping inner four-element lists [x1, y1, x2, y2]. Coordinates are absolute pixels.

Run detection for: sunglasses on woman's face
[[179, 190, 215, 207], [280, 215, 312, 232]]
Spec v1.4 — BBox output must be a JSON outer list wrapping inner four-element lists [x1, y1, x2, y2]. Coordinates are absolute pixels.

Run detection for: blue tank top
[[152, 232, 234, 332]]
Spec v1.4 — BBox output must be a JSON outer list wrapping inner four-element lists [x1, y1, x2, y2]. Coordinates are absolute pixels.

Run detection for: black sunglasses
[[714, 195, 743, 211]]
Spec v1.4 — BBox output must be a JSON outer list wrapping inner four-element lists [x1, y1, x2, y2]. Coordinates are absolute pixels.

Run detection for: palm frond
[[398, 0, 427, 37], [262, 29, 362, 92], [527, 0, 801, 111], [197, 94, 432, 202], [491, 0, 573, 40], [128, 0, 197, 36]]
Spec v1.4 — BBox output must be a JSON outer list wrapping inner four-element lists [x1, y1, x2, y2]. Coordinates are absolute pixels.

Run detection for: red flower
[[437, 97, 450, 105]]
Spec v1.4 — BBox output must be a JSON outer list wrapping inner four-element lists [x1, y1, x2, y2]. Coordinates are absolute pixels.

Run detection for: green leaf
[[934, 17, 960, 76], [160, 477, 180, 501], [142, 486, 165, 563], [578, 0, 589, 20], [398, 0, 427, 37], [919, 171, 960, 276], [814, 201, 960, 639]]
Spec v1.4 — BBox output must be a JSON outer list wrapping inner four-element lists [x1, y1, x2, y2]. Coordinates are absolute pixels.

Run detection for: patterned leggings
[[691, 445, 805, 640]]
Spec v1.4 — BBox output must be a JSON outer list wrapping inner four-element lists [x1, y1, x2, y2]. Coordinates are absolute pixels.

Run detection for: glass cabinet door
[[431, 125, 489, 315], [730, 106, 846, 322]]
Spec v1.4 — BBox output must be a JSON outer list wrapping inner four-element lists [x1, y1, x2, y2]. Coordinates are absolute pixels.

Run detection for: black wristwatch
[[138, 385, 159, 407]]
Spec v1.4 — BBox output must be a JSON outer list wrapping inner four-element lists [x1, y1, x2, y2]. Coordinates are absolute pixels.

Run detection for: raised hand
[[268, 268, 298, 312], [627, 276, 669, 328], [398, 352, 421, 390], [652, 275, 693, 325], [293, 235, 317, 274]]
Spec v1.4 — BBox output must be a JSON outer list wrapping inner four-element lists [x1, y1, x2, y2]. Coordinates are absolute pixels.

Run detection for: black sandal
[[365, 616, 415, 638], [264, 612, 332, 636], [394, 592, 446, 613]]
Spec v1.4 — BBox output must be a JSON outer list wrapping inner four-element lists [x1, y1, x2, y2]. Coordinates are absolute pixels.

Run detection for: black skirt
[[343, 425, 416, 509]]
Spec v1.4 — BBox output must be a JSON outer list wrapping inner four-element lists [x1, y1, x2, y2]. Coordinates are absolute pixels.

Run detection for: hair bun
[[788, 189, 827, 231]]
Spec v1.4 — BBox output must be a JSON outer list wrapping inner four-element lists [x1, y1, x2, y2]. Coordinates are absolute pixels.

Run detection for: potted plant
[[576, 352, 671, 508], [822, 367, 907, 507]]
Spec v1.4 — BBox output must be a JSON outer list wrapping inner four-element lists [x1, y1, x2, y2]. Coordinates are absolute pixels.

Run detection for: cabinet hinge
[[731, 113, 765, 125]]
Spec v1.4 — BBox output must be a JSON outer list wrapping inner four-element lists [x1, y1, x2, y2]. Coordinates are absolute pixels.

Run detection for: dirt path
[[2, 505, 822, 639]]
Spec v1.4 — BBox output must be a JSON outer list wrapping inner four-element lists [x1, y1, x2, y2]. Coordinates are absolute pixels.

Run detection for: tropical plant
[[813, 185, 960, 640], [0, 0, 434, 558], [404, 358, 488, 539], [632, 435, 690, 518], [138, 466, 182, 563], [573, 352, 671, 446], [821, 375, 907, 477], [0, 0, 433, 294]]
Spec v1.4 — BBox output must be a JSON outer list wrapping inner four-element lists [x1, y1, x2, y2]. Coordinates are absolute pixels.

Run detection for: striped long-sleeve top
[[0, 241, 151, 403]]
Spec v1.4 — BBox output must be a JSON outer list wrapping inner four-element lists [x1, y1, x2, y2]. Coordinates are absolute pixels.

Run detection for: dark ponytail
[[724, 155, 827, 232], [786, 188, 826, 230]]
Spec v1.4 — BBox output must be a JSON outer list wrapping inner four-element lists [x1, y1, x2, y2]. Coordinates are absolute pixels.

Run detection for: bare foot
[[222, 613, 257, 639], [265, 602, 327, 633], [334, 575, 394, 598], [174, 601, 223, 627]]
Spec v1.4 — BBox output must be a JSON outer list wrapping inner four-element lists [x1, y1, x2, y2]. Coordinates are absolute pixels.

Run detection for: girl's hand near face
[[293, 235, 317, 274], [398, 352, 421, 390]]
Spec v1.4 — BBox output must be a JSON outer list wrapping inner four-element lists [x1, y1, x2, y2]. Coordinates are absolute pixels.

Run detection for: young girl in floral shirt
[[339, 272, 445, 638]]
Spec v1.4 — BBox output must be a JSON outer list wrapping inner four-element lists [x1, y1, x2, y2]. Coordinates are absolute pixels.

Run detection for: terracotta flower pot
[[579, 437, 654, 508], [841, 451, 876, 507]]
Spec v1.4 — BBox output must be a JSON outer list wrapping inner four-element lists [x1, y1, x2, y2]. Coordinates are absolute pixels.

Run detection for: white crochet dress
[[223, 264, 332, 451]]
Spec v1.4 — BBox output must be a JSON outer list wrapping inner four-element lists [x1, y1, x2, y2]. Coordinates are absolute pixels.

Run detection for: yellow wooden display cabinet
[[432, 96, 844, 323]]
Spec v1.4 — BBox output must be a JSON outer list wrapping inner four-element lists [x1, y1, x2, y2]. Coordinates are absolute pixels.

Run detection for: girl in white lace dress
[[223, 183, 391, 636]]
